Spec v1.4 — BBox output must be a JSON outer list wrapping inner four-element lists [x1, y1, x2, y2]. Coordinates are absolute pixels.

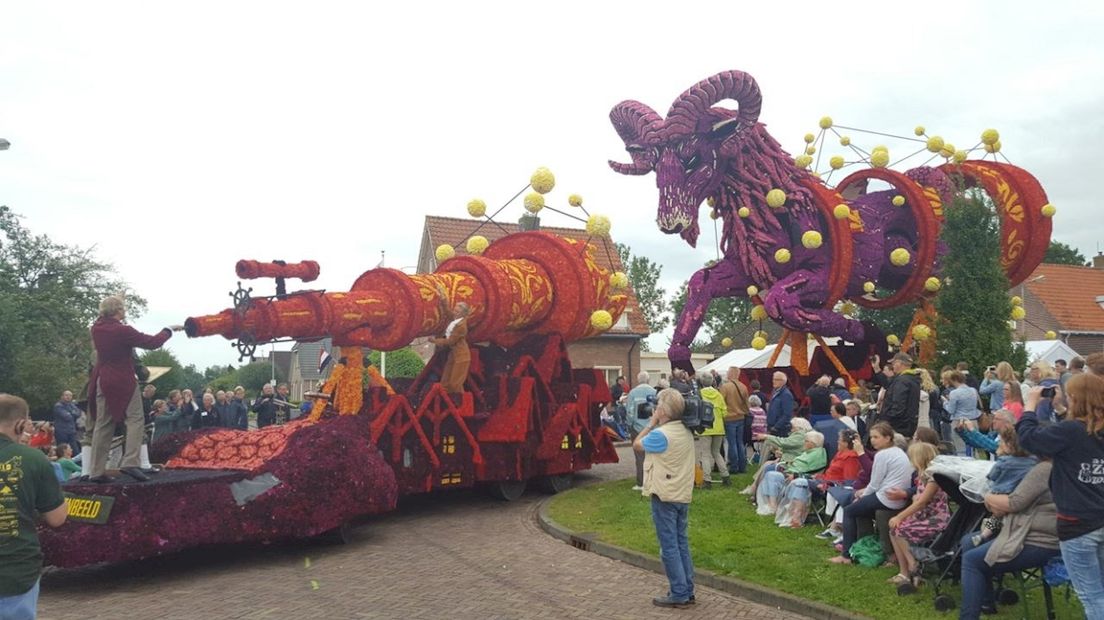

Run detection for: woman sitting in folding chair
[[757, 430, 827, 526], [811, 430, 864, 539], [887, 442, 951, 591]]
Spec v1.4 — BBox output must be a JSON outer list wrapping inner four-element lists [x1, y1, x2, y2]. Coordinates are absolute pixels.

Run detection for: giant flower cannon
[[609, 69, 1054, 375], [41, 231, 626, 568]]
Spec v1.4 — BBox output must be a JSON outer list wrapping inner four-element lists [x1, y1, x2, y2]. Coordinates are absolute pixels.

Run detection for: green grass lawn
[[548, 472, 1084, 619]]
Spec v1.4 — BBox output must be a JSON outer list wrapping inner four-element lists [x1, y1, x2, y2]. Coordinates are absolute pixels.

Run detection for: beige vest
[[642, 421, 695, 504]]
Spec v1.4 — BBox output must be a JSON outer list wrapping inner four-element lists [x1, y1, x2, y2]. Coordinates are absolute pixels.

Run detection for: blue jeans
[[724, 420, 746, 473], [958, 534, 1060, 620], [0, 578, 39, 620], [841, 492, 892, 558], [1060, 526, 1104, 620], [650, 495, 694, 602]]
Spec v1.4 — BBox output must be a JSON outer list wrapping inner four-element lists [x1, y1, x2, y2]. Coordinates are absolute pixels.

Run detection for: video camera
[[635, 390, 714, 435]]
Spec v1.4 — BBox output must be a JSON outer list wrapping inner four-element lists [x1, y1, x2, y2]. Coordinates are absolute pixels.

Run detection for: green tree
[[1043, 240, 1088, 266], [668, 278, 754, 354], [935, 192, 1027, 372], [236, 361, 275, 393], [0, 206, 145, 415], [178, 364, 207, 395], [139, 349, 184, 396], [857, 301, 918, 341], [368, 347, 425, 379], [615, 242, 668, 339]]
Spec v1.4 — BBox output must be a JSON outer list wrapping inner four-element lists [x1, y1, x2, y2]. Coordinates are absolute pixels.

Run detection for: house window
[[561, 434, 570, 450], [595, 366, 622, 389], [440, 435, 456, 455]]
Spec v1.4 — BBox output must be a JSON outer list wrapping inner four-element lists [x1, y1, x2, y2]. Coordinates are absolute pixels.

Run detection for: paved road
[[38, 446, 805, 620]]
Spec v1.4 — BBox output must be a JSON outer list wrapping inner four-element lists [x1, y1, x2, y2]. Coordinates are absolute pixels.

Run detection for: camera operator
[[634, 388, 696, 608], [625, 371, 657, 491]]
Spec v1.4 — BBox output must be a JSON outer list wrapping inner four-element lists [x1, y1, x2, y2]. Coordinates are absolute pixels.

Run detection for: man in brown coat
[[431, 292, 472, 399], [720, 366, 750, 474]]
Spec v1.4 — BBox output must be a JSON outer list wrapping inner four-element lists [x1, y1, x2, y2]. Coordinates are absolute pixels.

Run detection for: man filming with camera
[[634, 388, 696, 608]]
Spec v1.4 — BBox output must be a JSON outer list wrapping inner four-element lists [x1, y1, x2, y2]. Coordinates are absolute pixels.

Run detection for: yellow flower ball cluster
[[981, 129, 1000, 146], [940, 143, 956, 159], [524, 192, 545, 213], [870, 150, 890, 168], [984, 141, 1002, 153], [1011, 306, 1026, 320], [774, 248, 792, 264], [766, 189, 787, 208], [804, 133, 816, 144], [747, 285, 759, 297], [738, 206, 751, 218], [568, 194, 584, 207], [912, 324, 932, 341], [609, 271, 629, 290], [721, 337, 733, 348], [926, 136, 945, 153], [833, 204, 851, 220], [914, 126, 926, 136], [751, 336, 767, 351], [795, 155, 813, 169], [925, 277, 942, 292], [435, 244, 456, 262], [839, 136, 851, 146], [530, 167, 555, 194], [586, 214, 611, 236], [890, 248, 911, 267], [466, 236, 489, 255], [886, 334, 900, 346], [467, 199, 487, 218], [819, 116, 833, 129], [892, 195, 906, 207], [754, 330, 768, 340], [1041, 203, 1056, 217], [1045, 330, 1057, 340], [801, 230, 823, 249], [750, 304, 768, 321], [953, 150, 968, 163], [829, 155, 845, 170], [863, 281, 877, 294], [1011, 295, 1023, 306], [805, 145, 816, 155], [590, 310, 613, 331]]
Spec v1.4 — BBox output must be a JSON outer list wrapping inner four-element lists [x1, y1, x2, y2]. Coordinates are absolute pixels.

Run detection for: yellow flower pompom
[[530, 167, 555, 194], [981, 128, 1000, 146], [435, 244, 456, 262], [829, 155, 845, 170], [755, 330, 768, 339], [590, 309, 613, 331], [1011, 295, 1023, 306], [940, 143, 956, 159], [721, 337, 733, 348], [801, 230, 823, 249], [804, 133, 816, 144], [1011, 306, 1026, 320], [709, 209, 720, 220], [873, 145, 888, 153], [886, 334, 901, 346], [586, 214, 612, 236], [524, 192, 545, 213], [738, 206, 751, 218], [926, 136, 945, 153], [1045, 330, 1057, 340], [1041, 203, 1056, 217], [766, 189, 787, 208], [833, 204, 851, 220], [750, 304, 768, 321], [840, 301, 857, 316], [568, 193, 583, 207], [892, 195, 906, 207], [466, 235, 489, 255], [890, 248, 911, 267], [839, 135, 851, 146], [912, 324, 932, 341], [795, 154, 813, 169], [467, 198, 487, 218], [984, 141, 1002, 153], [914, 125, 926, 137], [609, 271, 629, 290], [863, 281, 877, 294], [924, 277, 942, 292], [870, 150, 890, 168], [747, 285, 759, 297], [805, 145, 817, 155], [953, 150, 968, 163], [819, 116, 833, 129], [774, 248, 792, 264], [751, 336, 768, 351]]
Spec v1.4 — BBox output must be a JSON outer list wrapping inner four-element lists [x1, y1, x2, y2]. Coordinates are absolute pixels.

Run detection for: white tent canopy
[[698, 337, 844, 374], [1023, 340, 1081, 366]]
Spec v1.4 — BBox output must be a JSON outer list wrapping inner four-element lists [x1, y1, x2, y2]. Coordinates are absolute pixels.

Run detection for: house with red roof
[[417, 215, 651, 386], [1015, 255, 1104, 355]]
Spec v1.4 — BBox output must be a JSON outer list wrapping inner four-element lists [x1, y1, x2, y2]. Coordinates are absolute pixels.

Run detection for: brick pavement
[[37, 446, 806, 620]]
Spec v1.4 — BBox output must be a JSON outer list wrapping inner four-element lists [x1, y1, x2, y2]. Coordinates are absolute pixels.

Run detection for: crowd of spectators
[[624, 350, 1104, 618]]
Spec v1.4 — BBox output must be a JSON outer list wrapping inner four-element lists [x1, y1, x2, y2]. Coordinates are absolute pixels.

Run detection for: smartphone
[[1041, 386, 1056, 398]]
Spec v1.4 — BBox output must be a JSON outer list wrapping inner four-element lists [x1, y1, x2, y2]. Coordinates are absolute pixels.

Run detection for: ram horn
[[664, 70, 762, 138], [608, 100, 662, 175]]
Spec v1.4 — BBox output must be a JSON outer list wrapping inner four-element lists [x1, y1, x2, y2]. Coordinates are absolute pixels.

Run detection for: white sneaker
[[631, 485, 643, 491]]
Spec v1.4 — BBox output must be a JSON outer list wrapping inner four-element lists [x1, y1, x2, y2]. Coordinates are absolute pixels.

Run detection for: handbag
[[849, 534, 886, 567]]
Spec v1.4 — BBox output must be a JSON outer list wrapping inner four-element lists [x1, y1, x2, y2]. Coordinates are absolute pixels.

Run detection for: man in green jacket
[[0, 394, 68, 619]]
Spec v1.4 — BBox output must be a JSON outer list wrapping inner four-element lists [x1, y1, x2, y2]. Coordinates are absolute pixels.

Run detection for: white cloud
[[2, 0, 1102, 368]]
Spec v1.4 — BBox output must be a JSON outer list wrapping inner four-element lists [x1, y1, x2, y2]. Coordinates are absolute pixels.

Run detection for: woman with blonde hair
[[918, 369, 937, 430], [981, 361, 1015, 411], [888, 442, 951, 590], [1018, 373, 1104, 618]]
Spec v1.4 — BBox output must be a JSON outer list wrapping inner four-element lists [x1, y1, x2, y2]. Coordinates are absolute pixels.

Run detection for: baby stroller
[[901, 472, 988, 611]]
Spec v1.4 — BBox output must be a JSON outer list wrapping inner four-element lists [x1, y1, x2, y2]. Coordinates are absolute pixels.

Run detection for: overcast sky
[[3, 1, 1102, 370]]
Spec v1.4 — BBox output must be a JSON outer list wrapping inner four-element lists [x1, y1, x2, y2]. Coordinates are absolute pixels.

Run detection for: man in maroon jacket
[[87, 296, 182, 483]]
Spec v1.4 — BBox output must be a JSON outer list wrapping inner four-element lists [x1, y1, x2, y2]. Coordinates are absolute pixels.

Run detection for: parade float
[[609, 69, 1054, 382], [42, 168, 628, 568]]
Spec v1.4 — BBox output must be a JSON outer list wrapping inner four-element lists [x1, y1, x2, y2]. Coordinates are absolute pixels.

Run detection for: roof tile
[[1024, 264, 1104, 332]]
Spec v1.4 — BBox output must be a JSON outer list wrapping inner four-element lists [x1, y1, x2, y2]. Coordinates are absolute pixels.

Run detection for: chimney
[[518, 214, 541, 231], [1094, 252, 1104, 270]]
